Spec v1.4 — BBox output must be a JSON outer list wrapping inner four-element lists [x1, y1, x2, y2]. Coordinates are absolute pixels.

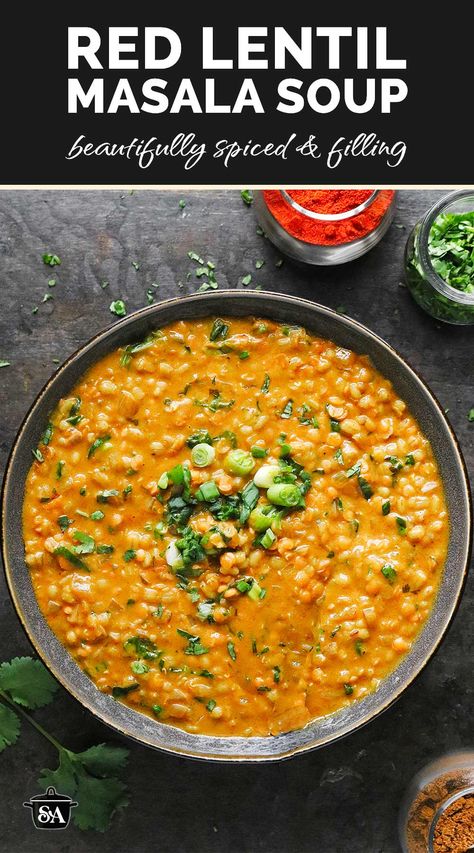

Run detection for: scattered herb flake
[[109, 300, 127, 317], [42, 253, 61, 267]]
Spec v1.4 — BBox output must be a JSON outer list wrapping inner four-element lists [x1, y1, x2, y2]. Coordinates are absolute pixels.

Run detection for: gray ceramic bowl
[[2, 292, 471, 762]]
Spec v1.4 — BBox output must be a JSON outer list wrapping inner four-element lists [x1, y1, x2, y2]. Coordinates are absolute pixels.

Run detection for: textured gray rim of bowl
[[2, 291, 471, 763]]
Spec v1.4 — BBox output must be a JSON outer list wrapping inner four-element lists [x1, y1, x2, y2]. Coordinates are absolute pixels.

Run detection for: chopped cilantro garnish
[[109, 300, 127, 317], [123, 549, 136, 562], [381, 564, 397, 584], [42, 253, 61, 266], [88, 434, 111, 458]]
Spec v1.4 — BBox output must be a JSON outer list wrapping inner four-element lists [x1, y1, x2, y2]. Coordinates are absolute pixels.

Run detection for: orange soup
[[22, 317, 449, 736]]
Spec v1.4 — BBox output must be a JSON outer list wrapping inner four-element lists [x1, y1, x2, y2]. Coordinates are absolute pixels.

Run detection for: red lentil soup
[[22, 317, 449, 737]]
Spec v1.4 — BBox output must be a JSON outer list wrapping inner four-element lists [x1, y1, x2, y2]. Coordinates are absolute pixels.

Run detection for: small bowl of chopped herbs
[[405, 189, 474, 324]]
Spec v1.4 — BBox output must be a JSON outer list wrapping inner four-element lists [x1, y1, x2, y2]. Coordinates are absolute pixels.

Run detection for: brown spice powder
[[433, 795, 474, 853]]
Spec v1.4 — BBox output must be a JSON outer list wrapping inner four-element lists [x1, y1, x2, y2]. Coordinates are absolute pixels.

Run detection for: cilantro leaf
[[74, 773, 129, 832], [74, 743, 129, 777], [0, 657, 58, 709], [0, 703, 20, 752], [38, 749, 77, 797]]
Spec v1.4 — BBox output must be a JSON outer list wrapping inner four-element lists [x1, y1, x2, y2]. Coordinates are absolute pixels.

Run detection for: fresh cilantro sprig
[[0, 656, 129, 832]]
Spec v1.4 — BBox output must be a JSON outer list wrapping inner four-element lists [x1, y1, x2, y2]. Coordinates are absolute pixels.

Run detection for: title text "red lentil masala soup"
[[23, 318, 449, 737]]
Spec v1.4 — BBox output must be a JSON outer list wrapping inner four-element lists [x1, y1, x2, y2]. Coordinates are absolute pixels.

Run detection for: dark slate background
[[0, 190, 472, 853]]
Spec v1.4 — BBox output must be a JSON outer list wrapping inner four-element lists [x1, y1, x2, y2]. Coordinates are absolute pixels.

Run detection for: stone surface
[[0, 189, 472, 853]]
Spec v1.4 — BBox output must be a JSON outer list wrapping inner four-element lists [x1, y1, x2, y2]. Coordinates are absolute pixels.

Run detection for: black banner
[[0, 11, 470, 185]]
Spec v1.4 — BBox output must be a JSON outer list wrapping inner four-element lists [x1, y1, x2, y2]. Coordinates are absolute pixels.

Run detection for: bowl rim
[[2, 290, 472, 762]]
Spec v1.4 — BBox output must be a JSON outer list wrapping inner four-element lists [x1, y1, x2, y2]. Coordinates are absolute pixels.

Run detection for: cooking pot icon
[[23, 786, 78, 830]]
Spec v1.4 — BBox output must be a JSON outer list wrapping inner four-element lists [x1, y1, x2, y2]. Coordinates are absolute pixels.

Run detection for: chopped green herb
[[405, 454, 416, 466], [239, 350, 250, 360], [396, 516, 407, 535], [42, 253, 61, 267], [241, 274, 252, 286], [358, 476, 373, 500], [255, 259, 265, 270], [177, 629, 209, 656], [344, 683, 354, 696], [251, 446, 267, 458], [354, 640, 365, 656], [382, 500, 391, 516], [241, 189, 253, 206], [123, 550, 136, 562], [206, 699, 216, 712], [73, 531, 95, 555], [280, 399, 293, 419], [261, 374, 270, 393], [112, 684, 139, 698], [0, 360, 10, 368], [131, 261, 140, 271], [48, 279, 56, 288], [109, 300, 127, 317], [88, 434, 111, 458], [120, 337, 156, 367], [42, 293, 53, 303], [56, 460, 65, 480], [428, 211, 474, 292], [96, 544, 114, 555], [209, 319, 229, 341], [273, 666, 281, 683], [124, 637, 159, 660], [239, 481, 260, 524], [468, 409, 474, 423], [54, 546, 89, 571], [178, 199, 186, 209], [96, 489, 119, 504], [381, 564, 397, 584], [57, 515, 72, 531], [187, 430, 213, 448], [346, 462, 361, 479], [130, 661, 149, 675], [40, 423, 53, 445], [90, 510, 105, 521], [152, 704, 163, 716], [32, 448, 44, 463], [227, 641, 237, 661]]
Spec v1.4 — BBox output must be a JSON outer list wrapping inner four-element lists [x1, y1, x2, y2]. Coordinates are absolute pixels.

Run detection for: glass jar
[[404, 189, 474, 324], [253, 189, 396, 265], [399, 750, 474, 853]]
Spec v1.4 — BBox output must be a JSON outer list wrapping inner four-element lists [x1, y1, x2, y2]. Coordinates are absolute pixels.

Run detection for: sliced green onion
[[224, 449, 254, 476], [191, 443, 216, 467], [259, 528, 276, 548], [253, 465, 281, 489], [249, 505, 282, 532], [157, 472, 169, 490], [247, 579, 263, 601], [267, 483, 301, 507], [251, 445, 267, 458], [165, 541, 184, 569], [196, 480, 220, 502]]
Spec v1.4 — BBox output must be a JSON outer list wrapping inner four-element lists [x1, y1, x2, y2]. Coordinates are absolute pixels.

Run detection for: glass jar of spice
[[399, 750, 474, 853], [404, 189, 474, 324], [253, 189, 396, 265]]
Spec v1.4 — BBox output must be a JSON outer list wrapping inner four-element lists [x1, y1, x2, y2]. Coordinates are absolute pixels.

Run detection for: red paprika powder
[[263, 189, 395, 246]]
